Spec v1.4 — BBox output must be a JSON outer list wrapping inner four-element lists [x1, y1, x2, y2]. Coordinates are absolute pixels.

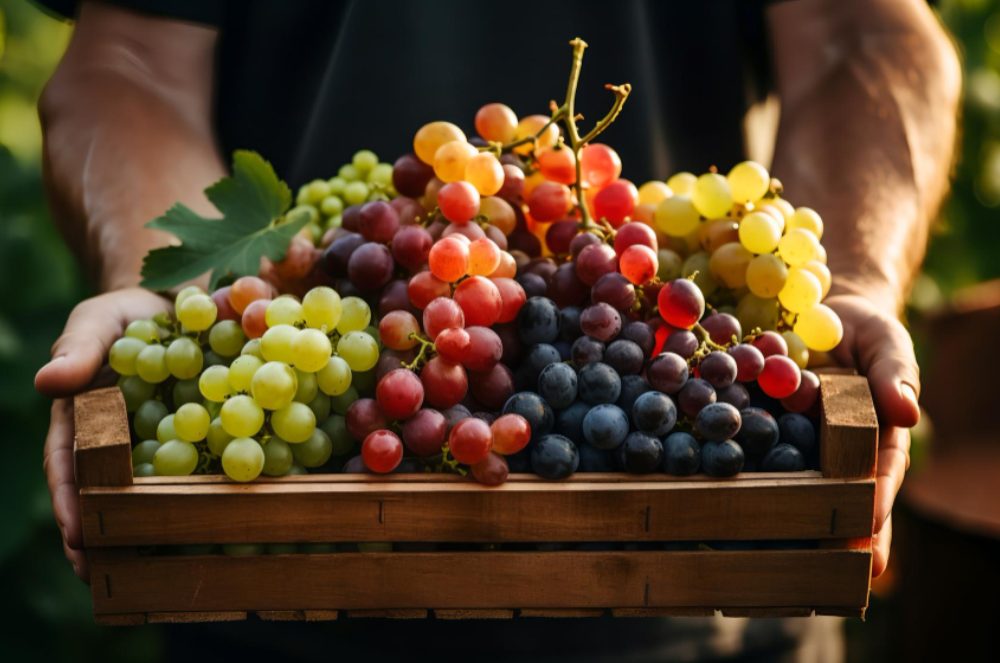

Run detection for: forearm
[[39, 2, 225, 291], [769, 0, 961, 312]]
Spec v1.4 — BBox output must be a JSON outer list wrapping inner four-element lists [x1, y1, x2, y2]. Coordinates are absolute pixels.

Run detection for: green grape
[[206, 417, 234, 456], [265, 296, 304, 327], [172, 378, 202, 408], [153, 440, 199, 476], [343, 181, 369, 205], [174, 285, 204, 309], [320, 195, 344, 218], [131, 439, 162, 466], [174, 402, 211, 442], [338, 164, 360, 181], [336, 296, 371, 334], [655, 195, 700, 237], [794, 304, 843, 352], [165, 337, 203, 379], [118, 375, 155, 412], [125, 319, 160, 343], [329, 385, 358, 415], [336, 331, 379, 372], [177, 293, 217, 332], [777, 228, 821, 267], [782, 331, 810, 369], [292, 328, 332, 372], [250, 361, 298, 410], [205, 400, 222, 419], [778, 267, 822, 313], [367, 163, 393, 188], [787, 206, 824, 238], [327, 176, 347, 196], [262, 438, 294, 476], [691, 172, 733, 219], [307, 392, 331, 421], [291, 428, 333, 468], [271, 402, 317, 443], [229, 354, 263, 393], [656, 249, 683, 282], [109, 337, 147, 376], [220, 395, 264, 437], [303, 178, 332, 204], [287, 464, 308, 476], [199, 365, 232, 402], [136, 344, 170, 383], [156, 413, 177, 443], [289, 203, 320, 226], [133, 462, 156, 478], [221, 437, 265, 482], [736, 293, 780, 333], [134, 400, 168, 440], [328, 215, 343, 229], [727, 161, 770, 203], [203, 350, 226, 368], [351, 368, 376, 396], [316, 356, 352, 396], [222, 543, 264, 556], [363, 325, 380, 346], [681, 252, 718, 297], [738, 211, 782, 254], [352, 149, 379, 174], [320, 415, 354, 456], [261, 324, 298, 364], [746, 253, 788, 298], [241, 338, 264, 358], [666, 172, 697, 195], [294, 370, 319, 403], [208, 320, 247, 357], [302, 286, 342, 331]]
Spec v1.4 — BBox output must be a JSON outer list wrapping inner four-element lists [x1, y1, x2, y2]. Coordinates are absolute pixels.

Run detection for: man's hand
[[825, 294, 920, 577], [35, 289, 171, 581]]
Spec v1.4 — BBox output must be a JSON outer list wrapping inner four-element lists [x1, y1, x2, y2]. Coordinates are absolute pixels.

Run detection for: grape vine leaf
[[140, 150, 309, 290]]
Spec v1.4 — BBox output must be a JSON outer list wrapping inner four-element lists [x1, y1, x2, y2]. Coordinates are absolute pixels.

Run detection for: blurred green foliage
[[0, 0, 996, 660]]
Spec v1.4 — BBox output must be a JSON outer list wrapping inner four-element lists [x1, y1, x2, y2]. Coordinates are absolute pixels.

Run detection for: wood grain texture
[[518, 609, 606, 618], [89, 549, 870, 615], [80, 477, 873, 546], [146, 611, 246, 623], [74, 388, 132, 489], [433, 609, 514, 620], [819, 374, 878, 479]]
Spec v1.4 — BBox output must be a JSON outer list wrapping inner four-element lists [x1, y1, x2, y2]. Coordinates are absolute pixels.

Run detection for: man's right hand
[[35, 288, 171, 581]]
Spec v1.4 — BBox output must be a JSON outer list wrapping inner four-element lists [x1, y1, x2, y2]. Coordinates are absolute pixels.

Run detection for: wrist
[[827, 274, 903, 314]]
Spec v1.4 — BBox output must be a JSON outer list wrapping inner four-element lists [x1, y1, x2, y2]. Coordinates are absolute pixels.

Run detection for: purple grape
[[591, 272, 636, 311], [359, 200, 400, 243], [700, 312, 742, 346], [580, 303, 622, 342], [646, 352, 688, 394], [662, 329, 699, 359], [700, 351, 738, 389], [678, 378, 717, 418]]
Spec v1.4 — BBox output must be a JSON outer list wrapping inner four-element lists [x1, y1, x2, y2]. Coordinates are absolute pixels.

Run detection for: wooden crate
[[74, 373, 877, 625]]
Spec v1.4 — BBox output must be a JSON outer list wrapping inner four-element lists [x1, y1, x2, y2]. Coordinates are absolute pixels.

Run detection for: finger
[[64, 539, 89, 583], [35, 289, 169, 397], [43, 399, 83, 551], [873, 427, 910, 534], [871, 514, 893, 578], [855, 314, 921, 429]]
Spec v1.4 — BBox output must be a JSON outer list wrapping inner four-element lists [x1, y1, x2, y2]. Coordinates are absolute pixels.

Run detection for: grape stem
[[404, 332, 436, 371], [692, 322, 729, 353]]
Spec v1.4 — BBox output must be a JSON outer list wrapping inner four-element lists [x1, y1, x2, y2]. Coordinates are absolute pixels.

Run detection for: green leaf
[[140, 150, 307, 290]]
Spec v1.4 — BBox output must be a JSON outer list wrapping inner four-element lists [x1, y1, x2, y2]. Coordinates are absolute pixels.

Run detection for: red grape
[[379, 310, 420, 350], [448, 418, 493, 465], [347, 242, 394, 291], [580, 143, 621, 187], [469, 363, 515, 410], [528, 181, 572, 222], [497, 164, 525, 202], [230, 276, 272, 314], [408, 271, 450, 309], [752, 331, 789, 357], [467, 237, 501, 276], [423, 297, 465, 340], [346, 399, 389, 440], [780, 369, 819, 413], [569, 231, 602, 259], [619, 245, 658, 285], [758, 355, 802, 399], [701, 313, 742, 346], [475, 102, 518, 142], [492, 277, 526, 323], [362, 429, 404, 473], [580, 303, 623, 342], [321, 232, 365, 277], [428, 236, 470, 282], [241, 298, 270, 338], [420, 357, 468, 408], [490, 413, 531, 455], [438, 181, 480, 223], [547, 262, 589, 307], [728, 343, 765, 382], [657, 279, 705, 330], [435, 327, 471, 364], [462, 326, 503, 371], [392, 153, 435, 198], [375, 368, 425, 420], [545, 220, 580, 254], [537, 147, 577, 185], [401, 408, 448, 456], [212, 286, 240, 322], [471, 452, 509, 486], [442, 222, 485, 241], [359, 200, 401, 243], [575, 243, 618, 286], [613, 222, 657, 256], [453, 276, 502, 327], [592, 179, 638, 227], [391, 225, 433, 272], [379, 279, 415, 317]]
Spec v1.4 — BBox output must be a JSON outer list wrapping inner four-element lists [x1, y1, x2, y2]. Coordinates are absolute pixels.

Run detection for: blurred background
[[1, 0, 997, 660]]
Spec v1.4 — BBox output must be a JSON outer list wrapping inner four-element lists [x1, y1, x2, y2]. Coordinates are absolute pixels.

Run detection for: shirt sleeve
[[32, 0, 226, 26]]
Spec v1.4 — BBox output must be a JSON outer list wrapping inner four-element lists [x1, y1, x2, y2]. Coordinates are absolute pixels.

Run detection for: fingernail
[[900, 383, 918, 408]]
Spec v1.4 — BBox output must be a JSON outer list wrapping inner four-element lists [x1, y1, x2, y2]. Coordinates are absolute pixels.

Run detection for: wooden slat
[[611, 608, 715, 617], [80, 476, 873, 546], [346, 609, 428, 619], [146, 611, 246, 623], [303, 610, 339, 621], [257, 610, 304, 621], [89, 549, 870, 615], [819, 374, 878, 479], [95, 613, 147, 626], [433, 609, 514, 619], [721, 607, 813, 617], [519, 609, 605, 618], [74, 388, 132, 489]]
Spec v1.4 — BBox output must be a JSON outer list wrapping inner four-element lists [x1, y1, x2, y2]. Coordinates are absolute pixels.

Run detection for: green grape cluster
[[109, 279, 381, 483], [291, 149, 397, 243]]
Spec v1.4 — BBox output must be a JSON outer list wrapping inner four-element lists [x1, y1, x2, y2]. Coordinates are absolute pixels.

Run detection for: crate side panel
[[820, 374, 878, 479]]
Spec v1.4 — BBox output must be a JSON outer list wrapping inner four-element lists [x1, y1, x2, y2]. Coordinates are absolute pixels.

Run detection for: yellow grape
[[336, 297, 371, 334], [413, 121, 466, 164], [778, 267, 822, 313], [655, 195, 700, 237], [754, 204, 787, 233], [736, 292, 780, 332], [241, 338, 263, 359], [337, 331, 379, 372], [206, 417, 234, 456], [250, 361, 298, 410], [271, 402, 317, 443], [302, 286, 342, 331], [108, 337, 146, 376], [294, 369, 319, 403], [292, 328, 333, 372], [708, 242, 752, 289], [260, 324, 299, 364], [136, 344, 170, 384], [666, 172, 697, 195], [221, 437, 265, 482], [727, 161, 770, 202], [475, 103, 518, 143], [637, 181, 672, 207], [738, 211, 782, 254], [433, 140, 478, 183], [174, 285, 205, 308], [691, 172, 733, 219], [199, 365, 232, 402], [778, 228, 822, 267], [745, 253, 788, 298], [681, 251, 719, 296], [794, 303, 844, 351], [265, 296, 304, 327], [479, 196, 516, 235], [815, 242, 828, 264], [177, 293, 217, 332], [316, 356, 352, 396], [513, 115, 559, 155], [208, 320, 247, 357], [229, 354, 263, 392], [174, 402, 211, 442], [464, 151, 505, 195], [801, 260, 831, 297], [782, 331, 810, 369], [772, 198, 795, 219], [787, 206, 824, 238]]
